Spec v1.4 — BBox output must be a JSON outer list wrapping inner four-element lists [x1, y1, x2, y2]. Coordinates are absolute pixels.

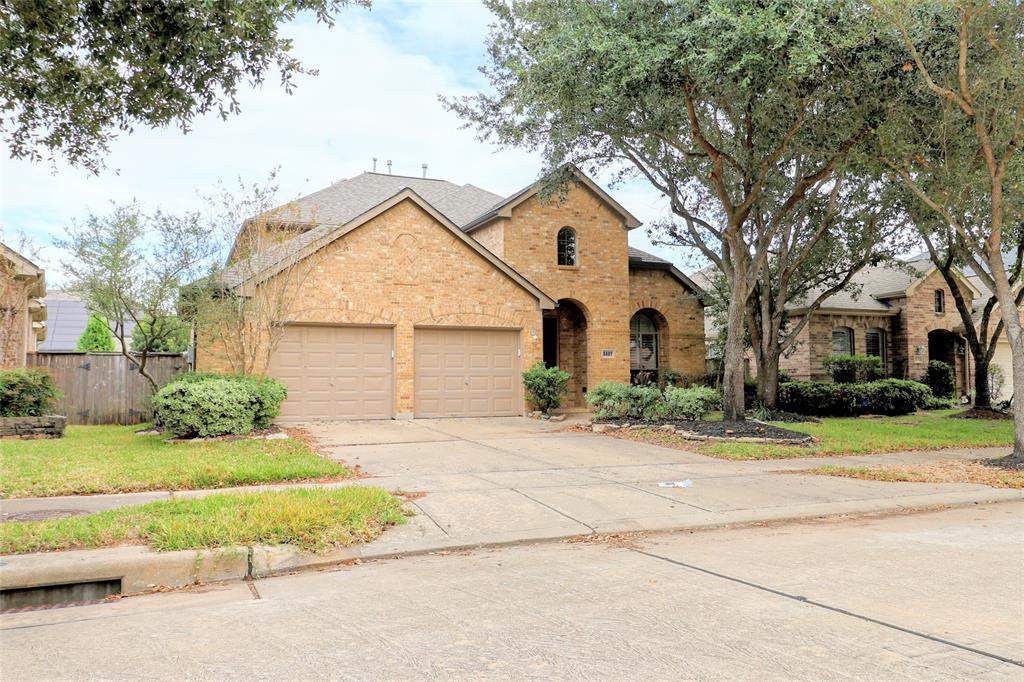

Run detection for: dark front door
[[543, 315, 559, 368]]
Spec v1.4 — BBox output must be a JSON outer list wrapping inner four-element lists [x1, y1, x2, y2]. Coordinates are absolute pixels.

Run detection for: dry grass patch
[[793, 458, 1024, 489], [0, 487, 407, 554]]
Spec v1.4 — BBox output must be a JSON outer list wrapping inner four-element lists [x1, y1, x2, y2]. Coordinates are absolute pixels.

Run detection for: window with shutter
[[831, 328, 854, 355]]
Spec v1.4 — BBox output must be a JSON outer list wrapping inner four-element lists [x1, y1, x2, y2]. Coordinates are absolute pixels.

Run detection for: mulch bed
[[952, 407, 1013, 420], [593, 418, 811, 443]]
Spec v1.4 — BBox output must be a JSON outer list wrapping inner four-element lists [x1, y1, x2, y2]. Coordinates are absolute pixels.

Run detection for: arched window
[[557, 227, 577, 266], [630, 311, 660, 372], [865, 328, 887, 368], [831, 327, 854, 356]]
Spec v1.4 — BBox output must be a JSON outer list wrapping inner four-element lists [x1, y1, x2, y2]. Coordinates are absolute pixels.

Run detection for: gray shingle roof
[[627, 246, 671, 266], [219, 173, 505, 287], [258, 172, 503, 230], [689, 257, 934, 315]]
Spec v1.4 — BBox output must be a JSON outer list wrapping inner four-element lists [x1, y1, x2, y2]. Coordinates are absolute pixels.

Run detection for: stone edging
[[590, 421, 812, 446], [0, 415, 66, 439]]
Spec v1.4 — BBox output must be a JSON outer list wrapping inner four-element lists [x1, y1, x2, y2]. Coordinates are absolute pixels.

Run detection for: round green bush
[[0, 367, 61, 417], [166, 372, 287, 429], [154, 379, 258, 437]]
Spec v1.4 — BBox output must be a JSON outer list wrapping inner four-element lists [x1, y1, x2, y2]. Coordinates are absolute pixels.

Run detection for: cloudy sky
[[1, 0, 694, 285]]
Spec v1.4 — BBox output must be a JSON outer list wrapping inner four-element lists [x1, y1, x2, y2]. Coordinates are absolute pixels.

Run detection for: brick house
[[700, 257, 1007, 398], [197, 168, 706, 420], [0, 243, 47, 367]]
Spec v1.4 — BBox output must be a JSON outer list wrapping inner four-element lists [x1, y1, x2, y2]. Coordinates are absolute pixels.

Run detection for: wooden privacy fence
[[27, 352, 188, 425]]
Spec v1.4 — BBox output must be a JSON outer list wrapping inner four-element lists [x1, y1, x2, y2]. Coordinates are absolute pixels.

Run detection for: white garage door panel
[[268, 325, 394, 421], [415, 328, 520, 418], [992, 342, 1014, 402]]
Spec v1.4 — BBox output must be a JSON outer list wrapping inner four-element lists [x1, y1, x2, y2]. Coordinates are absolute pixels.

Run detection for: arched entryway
[[928, 329, 956, 367], [543, 299, 589, 408], [630, 308, 669, 384], [928, 328, 965, 396]]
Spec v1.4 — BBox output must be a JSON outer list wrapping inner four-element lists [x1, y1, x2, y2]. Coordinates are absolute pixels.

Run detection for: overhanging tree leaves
[[874, 0, 1024, 457], [2, 1, 366, 172], [447, 0, 899, 420]]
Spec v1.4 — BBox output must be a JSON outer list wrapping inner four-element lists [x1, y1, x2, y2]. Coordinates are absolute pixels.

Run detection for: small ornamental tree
[[76, 315, 115, 352], [131, 316, 190, 354], [522, 362, 571, 413]]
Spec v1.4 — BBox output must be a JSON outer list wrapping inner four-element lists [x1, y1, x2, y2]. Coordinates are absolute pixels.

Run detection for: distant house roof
[[628, 247, 706, 301], [38, 290, 132, 352]]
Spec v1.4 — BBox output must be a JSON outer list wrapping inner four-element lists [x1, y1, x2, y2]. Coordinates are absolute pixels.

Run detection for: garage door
[[415, 328, 520, 417], [268, 325, 393, 421], [992, 341, 1014, 402]]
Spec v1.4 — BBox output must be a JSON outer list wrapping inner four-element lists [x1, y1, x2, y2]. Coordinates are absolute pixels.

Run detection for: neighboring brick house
[[197, 167, 706, 420], [0, 243, 47, 367], [699, 257, 995, 397]]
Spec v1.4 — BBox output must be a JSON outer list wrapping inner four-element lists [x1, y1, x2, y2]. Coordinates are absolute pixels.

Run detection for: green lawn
[[608, 410, 1014, 460], [0, 487, 407, 554], [0, 426, 352, 498], [702, 409, 1014, 460]]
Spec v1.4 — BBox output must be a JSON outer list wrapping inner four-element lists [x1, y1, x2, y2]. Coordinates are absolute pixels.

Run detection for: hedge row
[[153, 373, 287, 437], [778, 379, 932, 416]]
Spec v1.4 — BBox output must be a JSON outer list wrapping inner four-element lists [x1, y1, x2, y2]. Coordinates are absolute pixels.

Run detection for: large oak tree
[[448, 0, 899, 420]]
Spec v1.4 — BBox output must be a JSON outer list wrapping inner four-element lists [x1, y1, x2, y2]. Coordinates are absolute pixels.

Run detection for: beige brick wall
[[0, 272, 29, 368], [895, 269, 970, 387], [779, 313, 896, 381], [494, 185, 633, 395], [198, 199, 544, 416], [628, 268, 705, 379]]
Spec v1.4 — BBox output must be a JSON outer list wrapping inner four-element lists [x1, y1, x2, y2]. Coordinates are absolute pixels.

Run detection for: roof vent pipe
[[422, 163, 428, 178], [372, 157, 377, 172], [386, 159, 392, 175]]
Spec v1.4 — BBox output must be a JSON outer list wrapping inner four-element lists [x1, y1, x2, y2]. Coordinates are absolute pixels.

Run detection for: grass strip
[[0, 487, 407, 554]]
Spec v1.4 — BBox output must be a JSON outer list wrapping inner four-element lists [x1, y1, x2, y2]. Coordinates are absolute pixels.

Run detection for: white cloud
[[0, 0, 704, 282]]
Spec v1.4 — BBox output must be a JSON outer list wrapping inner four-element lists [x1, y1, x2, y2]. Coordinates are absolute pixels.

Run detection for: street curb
[[2, 488, 1020, 599]]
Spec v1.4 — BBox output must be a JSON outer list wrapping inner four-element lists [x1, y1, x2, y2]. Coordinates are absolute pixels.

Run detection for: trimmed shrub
[[153, 379, 258, 437], [587, 381, 666, 420], [168, 372, 287, 429], [663, 386, 722, 420], [861, 379, 931, 416], [779, 379, 932, 417], [779, 381, 863, 417], [822, 355, 885, 384], [522, 362, 572, 412], [76, 315, 115, 352], [923, 360, 955, 398], [0, 368, 61, 417]]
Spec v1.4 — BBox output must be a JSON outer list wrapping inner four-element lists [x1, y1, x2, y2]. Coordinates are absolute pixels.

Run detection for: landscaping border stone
[[0, 415, 66, 439]]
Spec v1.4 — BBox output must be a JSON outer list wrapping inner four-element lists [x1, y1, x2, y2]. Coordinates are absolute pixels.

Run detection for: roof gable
[[462, 166, 642, 232], [628, 247, 707, 302], [232, 189, 555, 309]]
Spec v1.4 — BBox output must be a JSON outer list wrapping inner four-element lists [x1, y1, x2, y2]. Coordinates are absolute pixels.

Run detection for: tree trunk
[[722, 293, 747, 422], [972, 353, 991, 410], [990, 273, 1024, 460], [756, 351, 781, 410]]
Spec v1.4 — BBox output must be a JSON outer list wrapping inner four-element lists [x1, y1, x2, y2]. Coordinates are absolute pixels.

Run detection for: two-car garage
[[267, 324, 521, 421]]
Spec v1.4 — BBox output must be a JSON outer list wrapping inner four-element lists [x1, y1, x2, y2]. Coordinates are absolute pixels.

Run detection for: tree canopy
[[448, 0, 904, 419], [2, 1, 365, 171]]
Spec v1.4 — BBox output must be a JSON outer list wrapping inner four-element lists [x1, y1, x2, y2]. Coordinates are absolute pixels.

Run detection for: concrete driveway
[[308, 417, 1021, 549]]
